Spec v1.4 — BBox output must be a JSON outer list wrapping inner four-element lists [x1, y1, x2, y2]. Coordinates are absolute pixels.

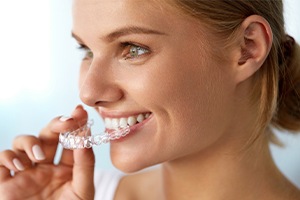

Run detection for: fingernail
[[71, 105, 84, 116], [13, 158, 25, 171], [32, 145, 46, 161], [75, 104, 83, 110], [59, 115, 73, 122]]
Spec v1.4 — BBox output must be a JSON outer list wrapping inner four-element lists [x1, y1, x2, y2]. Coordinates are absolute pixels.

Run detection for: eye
[[122, 43, 150, 60], [77, 44, 93, 60]]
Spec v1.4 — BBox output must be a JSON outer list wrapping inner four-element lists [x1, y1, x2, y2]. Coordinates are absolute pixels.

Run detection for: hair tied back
[[279, 34, 295, 65]]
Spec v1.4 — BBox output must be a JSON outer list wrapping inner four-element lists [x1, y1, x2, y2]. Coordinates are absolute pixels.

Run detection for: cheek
[[130, 50, 234, 147], [126, 48, 228, 114], [131, 52, 221, 111]]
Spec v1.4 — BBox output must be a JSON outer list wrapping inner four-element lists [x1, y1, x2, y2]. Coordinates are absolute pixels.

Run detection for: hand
[[0, 105, 95, 200]]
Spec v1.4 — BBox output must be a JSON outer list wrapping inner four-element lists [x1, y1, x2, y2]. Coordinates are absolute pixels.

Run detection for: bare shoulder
[[114, 167, 161, 200]]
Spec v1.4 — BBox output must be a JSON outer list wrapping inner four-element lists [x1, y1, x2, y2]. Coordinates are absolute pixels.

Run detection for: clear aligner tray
[[59, 120, 130, 149]]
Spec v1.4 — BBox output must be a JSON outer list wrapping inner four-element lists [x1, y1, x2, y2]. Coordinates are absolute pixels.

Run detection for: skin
[[0, 0, 299, 199], [75, 0, 238, 173]]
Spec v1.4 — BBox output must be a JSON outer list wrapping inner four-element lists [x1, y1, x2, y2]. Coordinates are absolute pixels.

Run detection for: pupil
[[130, 46, 139, 57]]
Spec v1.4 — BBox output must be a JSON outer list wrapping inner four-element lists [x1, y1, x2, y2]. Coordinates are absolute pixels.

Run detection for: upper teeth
[[104, 113, 150, 129]]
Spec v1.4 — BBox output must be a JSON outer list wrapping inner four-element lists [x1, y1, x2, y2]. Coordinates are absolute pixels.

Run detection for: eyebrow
[[71, 32, 83, 43], [72, 26, 167, 43], [104, 26, 167, 41]]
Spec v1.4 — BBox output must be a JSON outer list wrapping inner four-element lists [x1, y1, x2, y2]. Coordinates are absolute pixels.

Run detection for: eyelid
[[77, 43, 89, 50], [121, 42, 149, 50]]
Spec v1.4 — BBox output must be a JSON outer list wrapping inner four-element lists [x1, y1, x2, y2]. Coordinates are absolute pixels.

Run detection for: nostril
[[95, 100, 105, 106]]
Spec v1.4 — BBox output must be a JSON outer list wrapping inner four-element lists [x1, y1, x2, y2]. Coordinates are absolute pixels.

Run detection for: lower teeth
[[59, 120, 130, 150]]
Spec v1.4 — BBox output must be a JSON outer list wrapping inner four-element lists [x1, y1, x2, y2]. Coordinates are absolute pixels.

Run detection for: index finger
[[38, 105, 88, 163], [39, 105, 88, 140]]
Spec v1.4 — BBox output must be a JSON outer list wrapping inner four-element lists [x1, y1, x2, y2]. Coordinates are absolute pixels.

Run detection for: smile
[[104, 112, 151, 129]]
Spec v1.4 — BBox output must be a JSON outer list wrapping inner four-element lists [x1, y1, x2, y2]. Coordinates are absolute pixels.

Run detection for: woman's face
[[73, 0, 237, 172]]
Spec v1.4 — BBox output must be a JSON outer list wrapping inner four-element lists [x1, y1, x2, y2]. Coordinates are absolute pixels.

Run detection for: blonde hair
[[167, 0, 300, 143]]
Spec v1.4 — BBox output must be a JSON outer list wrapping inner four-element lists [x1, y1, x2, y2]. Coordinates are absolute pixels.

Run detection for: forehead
[[72, 0, 168, 16], [72, 0, 190, 38]]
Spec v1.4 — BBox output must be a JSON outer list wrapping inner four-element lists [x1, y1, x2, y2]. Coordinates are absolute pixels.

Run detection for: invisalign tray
[[59, 120, 130, 149]]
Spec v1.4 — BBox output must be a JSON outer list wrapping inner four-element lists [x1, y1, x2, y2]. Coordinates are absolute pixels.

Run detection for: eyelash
[[77, 44, 93, 60], [77, 42, 150, 61]]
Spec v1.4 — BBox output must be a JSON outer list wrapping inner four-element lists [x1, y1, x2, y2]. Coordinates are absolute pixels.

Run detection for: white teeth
[[137, 114, 144, 123], [127, 116, 137, 126], [104, 118, 112, 129], [111, 118, 119, 129], [104, 113, 151, 129], [119, 118, 127, 127]]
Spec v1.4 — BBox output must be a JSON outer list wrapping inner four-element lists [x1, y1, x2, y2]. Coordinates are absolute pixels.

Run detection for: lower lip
[[109, 114, 153, 143]]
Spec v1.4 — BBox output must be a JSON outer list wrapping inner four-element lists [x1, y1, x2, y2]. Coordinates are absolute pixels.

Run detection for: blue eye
[[124, 44, 149, 60]]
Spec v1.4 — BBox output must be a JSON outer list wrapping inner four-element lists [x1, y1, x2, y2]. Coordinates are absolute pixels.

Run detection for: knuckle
[[14, 135, 38, 144], [13, 135, 40, 151], [0, 150, 14, 157], [0, 150, 16, 164]]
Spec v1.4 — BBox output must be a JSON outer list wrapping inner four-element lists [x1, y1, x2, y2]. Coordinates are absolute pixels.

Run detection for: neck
[[159, 134, 291, 200]]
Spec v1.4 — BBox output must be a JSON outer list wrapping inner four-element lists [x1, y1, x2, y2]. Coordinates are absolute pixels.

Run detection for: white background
[[0, 0, 299, 186]]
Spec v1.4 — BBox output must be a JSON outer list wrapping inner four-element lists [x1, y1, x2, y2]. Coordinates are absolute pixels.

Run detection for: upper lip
[[98, 108, 151, 119]]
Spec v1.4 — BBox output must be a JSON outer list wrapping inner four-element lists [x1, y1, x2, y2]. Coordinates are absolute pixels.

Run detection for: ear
[[233, 15, 273, 83]]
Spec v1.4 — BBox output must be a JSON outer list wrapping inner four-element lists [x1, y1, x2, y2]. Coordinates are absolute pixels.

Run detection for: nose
[[79, 60, 123, 107]]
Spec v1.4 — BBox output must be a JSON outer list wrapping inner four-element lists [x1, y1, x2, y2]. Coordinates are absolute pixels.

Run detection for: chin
[[111, 158, 144, 173], [111, 154, 157, 173]]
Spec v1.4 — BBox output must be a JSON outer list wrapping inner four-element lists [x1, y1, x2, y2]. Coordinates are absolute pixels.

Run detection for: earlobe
[[234, 15, 273, 83]]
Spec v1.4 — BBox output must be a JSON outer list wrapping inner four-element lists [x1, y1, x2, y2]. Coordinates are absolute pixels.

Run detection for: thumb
[[72, 148, 95, 200]]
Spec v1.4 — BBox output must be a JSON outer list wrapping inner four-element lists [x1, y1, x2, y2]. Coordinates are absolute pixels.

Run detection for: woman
[[0, 0, 300, 199]]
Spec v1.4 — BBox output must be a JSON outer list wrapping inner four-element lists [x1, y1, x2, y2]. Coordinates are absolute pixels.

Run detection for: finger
[[58, 149, 74, 166], [15, 151, 34, 169], [56, 105, 89, 166], [0, 150, 25, 173], [38, 105, 88, 164], [72, 148, 95, 199], [13, 135, 46, 163], [70, 104, 89, 126], [38, 117, 75, 163], [59, 117, 90, 167], [0, 165, 11, 182], [47, 104, 88, 136]]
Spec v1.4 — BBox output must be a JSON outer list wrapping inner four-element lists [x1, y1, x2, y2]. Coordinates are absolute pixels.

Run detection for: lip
[[99, 108, 151, 119]]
